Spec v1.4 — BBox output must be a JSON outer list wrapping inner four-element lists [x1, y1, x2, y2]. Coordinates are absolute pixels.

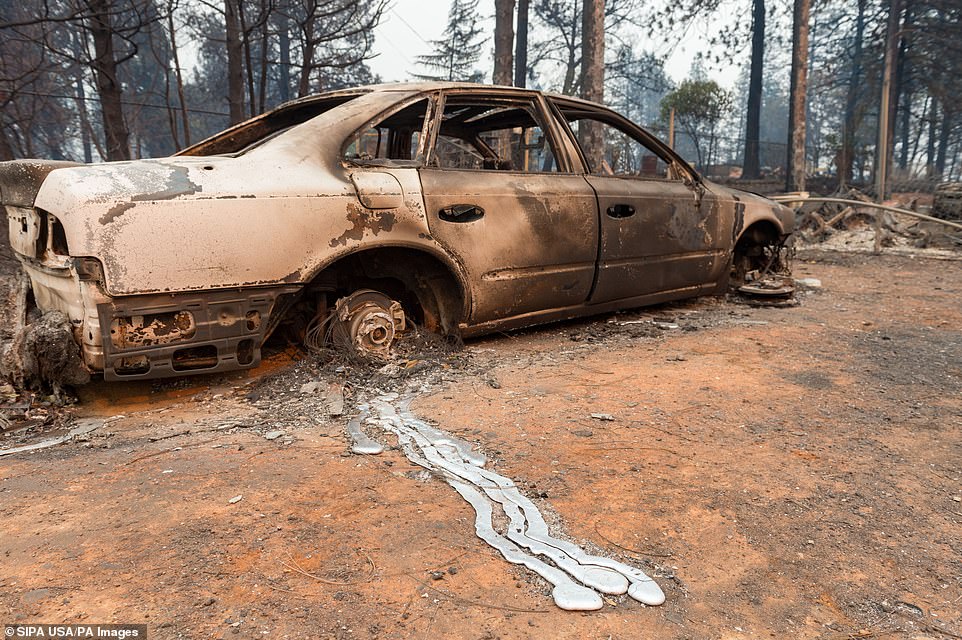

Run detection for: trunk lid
[[1, 160, 81, 259], [0, 160, 82, 208]]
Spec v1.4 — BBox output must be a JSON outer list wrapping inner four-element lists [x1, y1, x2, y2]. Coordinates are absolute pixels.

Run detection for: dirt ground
[[1, 248, 960, 639]]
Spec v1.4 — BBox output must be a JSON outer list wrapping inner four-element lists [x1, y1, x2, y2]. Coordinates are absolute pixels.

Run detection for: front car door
[[550, 99, 727, 304], [419, 90, 599, 325]]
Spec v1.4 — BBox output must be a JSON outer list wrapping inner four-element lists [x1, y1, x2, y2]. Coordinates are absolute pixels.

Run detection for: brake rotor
[[333, 289, 406, 355], [737, 273, 796, 297]]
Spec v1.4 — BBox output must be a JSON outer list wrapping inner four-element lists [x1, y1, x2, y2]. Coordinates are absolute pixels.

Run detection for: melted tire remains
[[349, 393, 666, 611]]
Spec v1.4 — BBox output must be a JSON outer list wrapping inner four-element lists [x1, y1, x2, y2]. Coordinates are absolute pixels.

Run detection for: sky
[[368, 0, 743, 90]]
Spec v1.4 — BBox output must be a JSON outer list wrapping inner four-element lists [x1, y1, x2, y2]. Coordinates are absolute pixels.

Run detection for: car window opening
[[559, 109, 674, 180], [431, 98, 560, 173], [178, 94, 359, 157], [343, 99, 430, 167]]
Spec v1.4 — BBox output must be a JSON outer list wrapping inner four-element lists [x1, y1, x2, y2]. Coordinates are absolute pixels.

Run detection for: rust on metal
[[333, 289, 406, 355], [329, 202, 398, 248], [110, 311, 197, 349]]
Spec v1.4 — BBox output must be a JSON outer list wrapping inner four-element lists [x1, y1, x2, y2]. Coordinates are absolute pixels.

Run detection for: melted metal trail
[[395, 397, 664, 604], [346, 413, 384, 454], [448, 480, 604, 611], [392, 401, 629, 596], [350, 393, 666, 610]]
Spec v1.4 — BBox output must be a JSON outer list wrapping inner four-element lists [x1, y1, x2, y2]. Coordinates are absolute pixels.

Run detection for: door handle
[[439, 204, 484, 222], [606, 204, 635, 218]]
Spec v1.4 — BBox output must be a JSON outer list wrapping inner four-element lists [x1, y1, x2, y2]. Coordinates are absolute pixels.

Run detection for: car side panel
[[587, 176, 728, 302], [33, 162, 443, 297], [420, 169, 599, 324]]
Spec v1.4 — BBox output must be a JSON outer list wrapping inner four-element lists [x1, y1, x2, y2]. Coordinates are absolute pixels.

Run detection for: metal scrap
[[772, 195, 962, 231], [0, 417, 103, 457], [350, 393, 665, 611]]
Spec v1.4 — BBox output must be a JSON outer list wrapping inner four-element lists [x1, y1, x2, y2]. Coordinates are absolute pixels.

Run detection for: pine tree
[[415, 0, 485, 82]]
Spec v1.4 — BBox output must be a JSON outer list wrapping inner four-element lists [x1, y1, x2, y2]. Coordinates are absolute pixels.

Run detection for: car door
[[418, 92, 599, 324], [551, 101, 727, 304]]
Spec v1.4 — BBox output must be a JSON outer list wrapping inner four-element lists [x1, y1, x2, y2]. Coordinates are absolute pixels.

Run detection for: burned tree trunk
[[71, 32, 94, 163], [277, 11, 292, 102], [785, 0, 810, 192], [167, 9, 190, 148], [225, 0, 246, 125], [257, 0, 270, 114], [874, 0, 901, 198], [895, 0, 912, 171], [494, 0, 515, 85], [742, 0, 765, 179], [239, 1, 256, 117], [297, 11, 316, 97], [86, 0, 131, 161], [580, 0, 605, 169], [936, 109, 952, 177], [515, 0, 529, 87], [840, 0, 866, 186]]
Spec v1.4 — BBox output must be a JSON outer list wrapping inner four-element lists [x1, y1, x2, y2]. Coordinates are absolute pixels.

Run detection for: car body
[[0, 82, 794, 381]]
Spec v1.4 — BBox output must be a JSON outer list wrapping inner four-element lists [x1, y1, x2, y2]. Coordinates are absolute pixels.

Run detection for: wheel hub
[[333, 290, 406, 355]]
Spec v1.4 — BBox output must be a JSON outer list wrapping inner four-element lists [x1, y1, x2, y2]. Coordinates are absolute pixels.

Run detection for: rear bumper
[[96, 286, 298, 381], [18, 254, 299, 381]]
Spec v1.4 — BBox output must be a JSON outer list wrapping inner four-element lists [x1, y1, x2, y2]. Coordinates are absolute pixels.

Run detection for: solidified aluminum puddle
[[349, 392, 665, 611]]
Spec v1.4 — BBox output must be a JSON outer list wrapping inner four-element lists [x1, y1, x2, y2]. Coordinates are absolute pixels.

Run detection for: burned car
[[0, 83, 793, 381]]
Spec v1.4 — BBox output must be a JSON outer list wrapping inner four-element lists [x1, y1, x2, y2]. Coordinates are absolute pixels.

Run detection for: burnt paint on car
[[0, 82, 794, 381]]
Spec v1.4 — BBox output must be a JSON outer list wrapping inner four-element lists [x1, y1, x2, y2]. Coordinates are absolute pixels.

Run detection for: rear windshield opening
[[177, 94, 360, 157]]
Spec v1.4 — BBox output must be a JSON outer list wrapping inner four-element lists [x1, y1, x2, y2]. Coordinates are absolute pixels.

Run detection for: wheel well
[[732, 220, 789, 282], [303, 247, 465, 335], [735, 220, 781, 251]]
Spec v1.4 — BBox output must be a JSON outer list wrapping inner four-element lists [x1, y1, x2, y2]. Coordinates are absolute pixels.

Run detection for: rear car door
[[552, 101, 727, 304], [419, 92, 599, 324]]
